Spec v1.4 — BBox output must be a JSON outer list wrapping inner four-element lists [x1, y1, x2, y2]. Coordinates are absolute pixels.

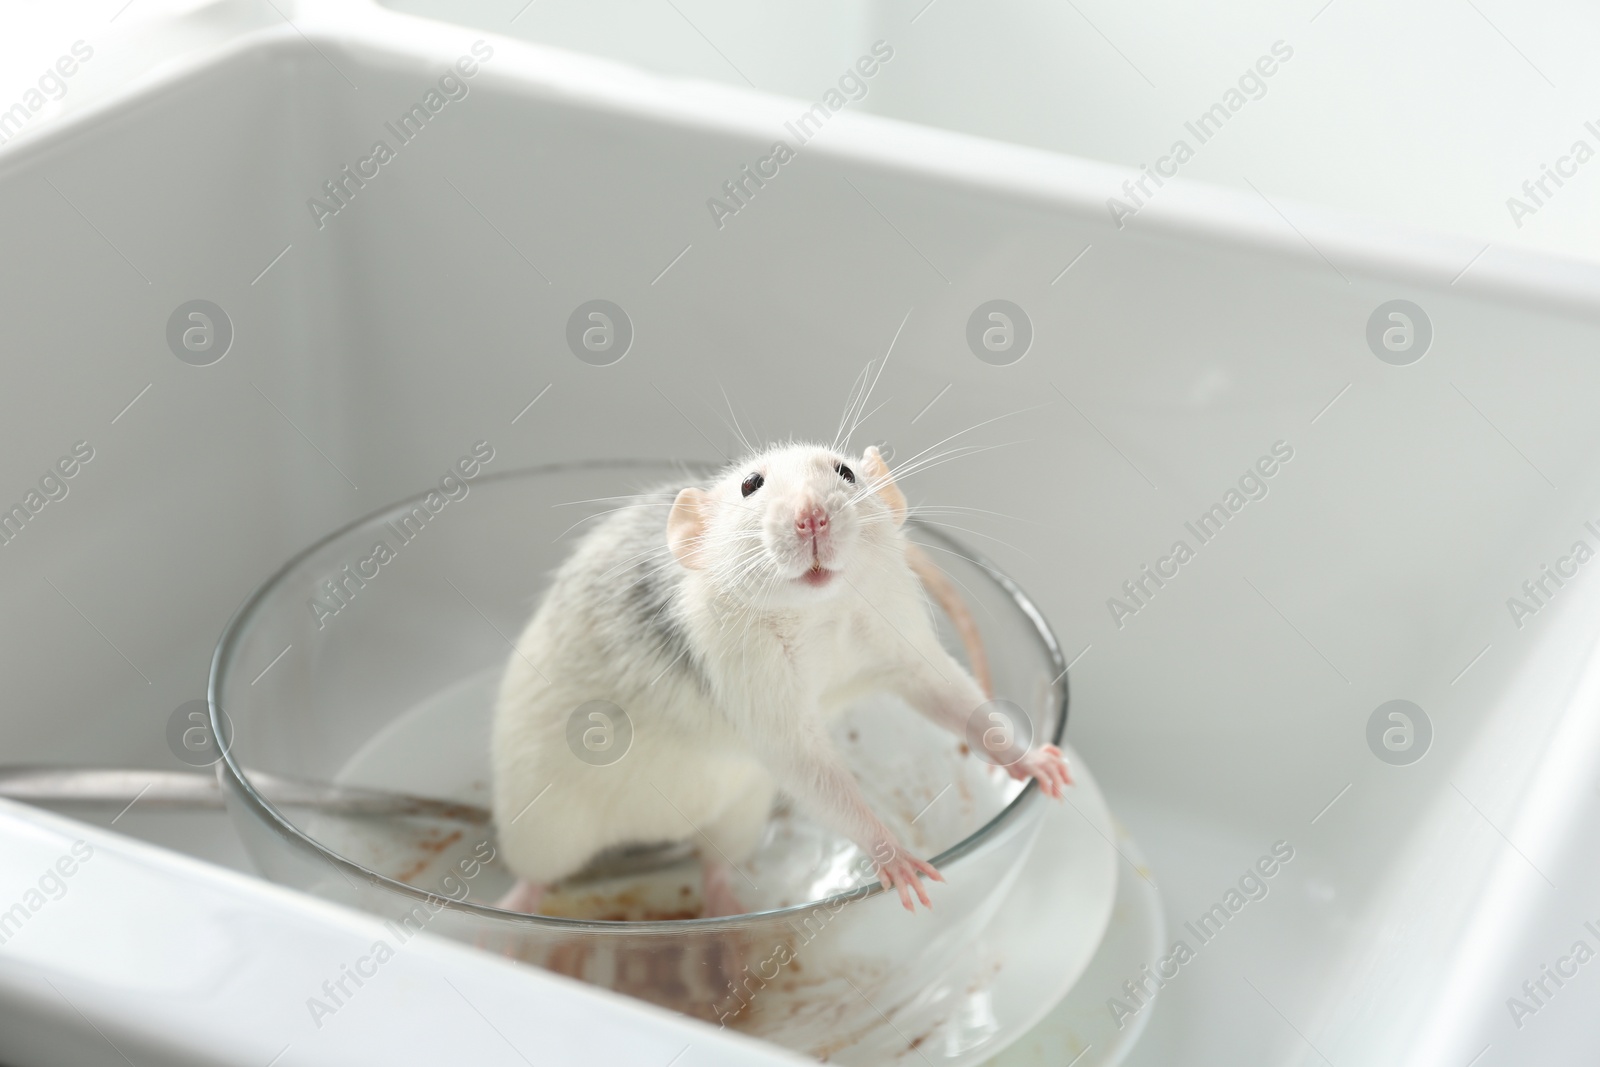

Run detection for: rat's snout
[[794, 502, 829, 543], [789, 496, 838, 582]]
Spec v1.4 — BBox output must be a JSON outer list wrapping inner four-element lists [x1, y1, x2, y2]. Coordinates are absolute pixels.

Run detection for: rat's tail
[[906, 542, 994, 698]]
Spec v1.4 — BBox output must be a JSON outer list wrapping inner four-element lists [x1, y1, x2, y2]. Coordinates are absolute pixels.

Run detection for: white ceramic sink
[[4, 2, 1600, 1065]]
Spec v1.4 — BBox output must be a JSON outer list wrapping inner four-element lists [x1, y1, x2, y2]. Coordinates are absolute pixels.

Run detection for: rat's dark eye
[[834, 462, 856, 484], [741, 472, 764, 497]]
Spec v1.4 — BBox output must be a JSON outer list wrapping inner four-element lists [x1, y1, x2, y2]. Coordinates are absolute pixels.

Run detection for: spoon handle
[[0, 765, 492, 824]]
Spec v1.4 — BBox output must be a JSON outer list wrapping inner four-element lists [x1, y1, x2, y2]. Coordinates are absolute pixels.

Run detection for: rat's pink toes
[[1008, 744, 1072, 797], [877, 854, 940, 911]]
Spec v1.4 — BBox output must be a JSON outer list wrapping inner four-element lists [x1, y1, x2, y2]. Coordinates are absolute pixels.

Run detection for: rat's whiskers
[[833, 308, 911, 453], [906, 517, 1039, 563]]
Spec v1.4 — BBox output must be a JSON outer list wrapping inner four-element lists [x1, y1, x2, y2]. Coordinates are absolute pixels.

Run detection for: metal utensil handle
[[0, 765, 491, 825]]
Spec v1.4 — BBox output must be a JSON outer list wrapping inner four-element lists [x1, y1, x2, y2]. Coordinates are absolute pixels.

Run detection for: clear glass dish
[[209, 461, 1068, 1058]]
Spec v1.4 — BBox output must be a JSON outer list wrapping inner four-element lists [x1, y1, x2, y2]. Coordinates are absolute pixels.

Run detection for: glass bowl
[[209, 460, 1068, 1058]]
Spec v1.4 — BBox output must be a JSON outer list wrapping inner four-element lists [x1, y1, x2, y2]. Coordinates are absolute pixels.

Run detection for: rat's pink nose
[[795, 504, 829, 540]]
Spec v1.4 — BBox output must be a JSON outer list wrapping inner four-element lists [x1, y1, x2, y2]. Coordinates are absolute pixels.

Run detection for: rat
[[490, 442, 1071, 916]]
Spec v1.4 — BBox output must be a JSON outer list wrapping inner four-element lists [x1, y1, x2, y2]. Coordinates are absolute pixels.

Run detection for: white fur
[[491, 443, 991, 891]]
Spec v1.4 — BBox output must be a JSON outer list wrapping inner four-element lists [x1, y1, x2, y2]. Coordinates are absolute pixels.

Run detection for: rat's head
[[666, 443, 907, 606]]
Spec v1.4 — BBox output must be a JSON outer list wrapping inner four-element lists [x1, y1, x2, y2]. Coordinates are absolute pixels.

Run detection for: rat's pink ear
[[862, 446, 906, 525], [667, 487, 710, 569]]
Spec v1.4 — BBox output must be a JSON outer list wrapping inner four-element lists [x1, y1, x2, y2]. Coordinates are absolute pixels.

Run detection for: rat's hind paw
[[495, 878, 547, 914], [875, 852, 944, 912], [700, 858, 748, 918], [1006, 743, 1072, 798]]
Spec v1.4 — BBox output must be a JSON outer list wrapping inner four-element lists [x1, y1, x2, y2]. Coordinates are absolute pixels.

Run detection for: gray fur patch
[[600, 487, 710, 693]]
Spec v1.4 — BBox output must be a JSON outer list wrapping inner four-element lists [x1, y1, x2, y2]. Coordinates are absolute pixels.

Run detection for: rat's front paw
[[1006, 743, 1072, 798], [874, 850, 944, 912]]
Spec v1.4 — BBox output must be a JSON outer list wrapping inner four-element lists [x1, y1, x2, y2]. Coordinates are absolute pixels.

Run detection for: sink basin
[[5, 2, 1600, 1065]]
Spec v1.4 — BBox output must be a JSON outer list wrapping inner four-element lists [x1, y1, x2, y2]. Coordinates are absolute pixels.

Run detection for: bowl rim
[[210, 458, 1069, 930]]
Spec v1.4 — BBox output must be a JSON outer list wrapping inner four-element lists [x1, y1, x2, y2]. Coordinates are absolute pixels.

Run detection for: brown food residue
[[603, 908, 701, 922], [392, 827, 464, 884], [540, 885, 709, 923]]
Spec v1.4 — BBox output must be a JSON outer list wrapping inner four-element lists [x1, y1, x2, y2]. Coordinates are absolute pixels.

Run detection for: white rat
[[491, 443, 1070, 916]]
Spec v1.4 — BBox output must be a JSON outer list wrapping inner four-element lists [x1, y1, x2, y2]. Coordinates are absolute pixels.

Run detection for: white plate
[[985, 822, 1165, 1067], [835, 744, 1124, 1066]]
